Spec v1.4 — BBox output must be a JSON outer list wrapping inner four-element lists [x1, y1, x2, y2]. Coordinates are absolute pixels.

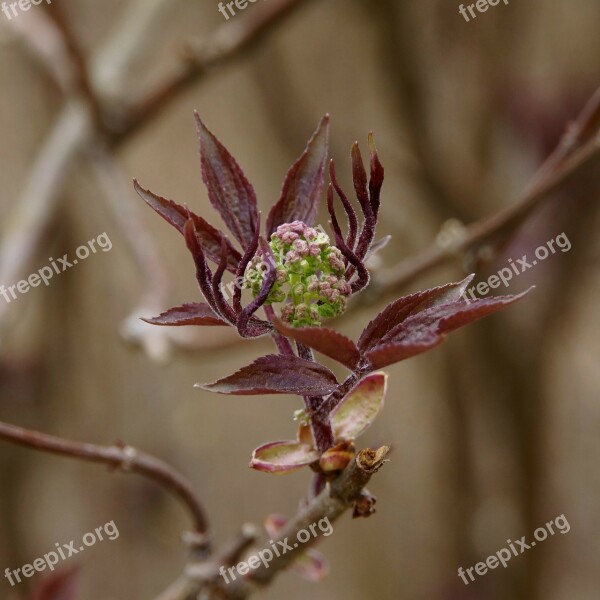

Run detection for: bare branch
[[42, 1, 104, 129], [110, 0, 314, 144], [372, 85, 600, 298], [0, 420, 210, 537], [161, 447, 390, 600]]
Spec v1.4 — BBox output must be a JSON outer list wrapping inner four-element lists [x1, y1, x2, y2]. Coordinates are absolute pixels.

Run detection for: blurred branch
[[0, 0, 172, 346], [371, 84, 600, 298], [0, 104, 90, 345], [0, 0, 313, 356], [374, 0, 475, 224], [87, 146, 174, 361], [42, 1, 104, 130], [5, 9, 75, 95], [154, 446, 390, 600], [110, 0, 314, 144], [0, 420, 210, 538]]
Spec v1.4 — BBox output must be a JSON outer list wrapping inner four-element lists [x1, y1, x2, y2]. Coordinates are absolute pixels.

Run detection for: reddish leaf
[[134, 179, 187, 231], [272, 317, 360, 370], [188, 213, 241, 272], [26, 566, 80, 600], [196, 355, 338, 396], [141, 303, 228, 327], [368, 132, 384, 216], [330, 372, 387, 440], [358, 275, 475, 351], [366, 290, 531, 369], [266, 115, 330, 234], [250, 441, 319, 474], [135, 180, 241, 271], [195, 114, 258, 248]]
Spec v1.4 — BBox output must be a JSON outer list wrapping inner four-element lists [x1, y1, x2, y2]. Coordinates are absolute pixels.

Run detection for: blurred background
[[1, 0, 599, 598]]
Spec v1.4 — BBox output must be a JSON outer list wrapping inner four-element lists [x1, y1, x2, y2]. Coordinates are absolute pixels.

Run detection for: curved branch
[[169, 446, 390, 600], [0, 421, 210, 538]]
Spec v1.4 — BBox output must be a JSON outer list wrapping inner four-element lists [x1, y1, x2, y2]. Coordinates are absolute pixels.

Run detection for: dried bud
[[352, 490, 377, 519]]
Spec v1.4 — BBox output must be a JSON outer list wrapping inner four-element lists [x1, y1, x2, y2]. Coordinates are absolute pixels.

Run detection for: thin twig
[[110, 0, 314, 144], [0, 0, 173, 346], [0, 103, 90, 345], [166, 446, 390, 600], [0, 420, 210, 537], [372, 85, 600, 298], [42, 0, 104, 130], [0, 0, 313, 352]]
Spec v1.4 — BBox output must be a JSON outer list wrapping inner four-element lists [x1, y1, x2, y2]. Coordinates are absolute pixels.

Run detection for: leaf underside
[[142, 303, 228, 327], [196, 354, 339, 396]]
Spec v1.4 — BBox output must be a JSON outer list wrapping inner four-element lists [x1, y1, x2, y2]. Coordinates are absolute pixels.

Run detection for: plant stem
[[0, 421, 210, 539], [296, 342, 335, 452]]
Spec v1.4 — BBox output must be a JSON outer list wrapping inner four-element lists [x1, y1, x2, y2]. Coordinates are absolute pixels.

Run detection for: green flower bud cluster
[[244, 221, 351, 327]]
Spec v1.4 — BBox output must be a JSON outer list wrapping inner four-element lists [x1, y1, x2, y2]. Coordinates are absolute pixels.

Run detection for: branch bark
[[158, 446, 390, 600], [0, 421, 210, 538]]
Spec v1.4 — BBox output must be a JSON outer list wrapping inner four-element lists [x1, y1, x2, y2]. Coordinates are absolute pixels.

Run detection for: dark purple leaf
[[233, 214, 260, 313], [195, 113, 258, 248], [135, 180, 241, 271], [184, 219, 219, 314], [141, 303, 227, 327], [351, 141, 369, 210], [368, 132, 384, 217], [196, 354, 338, 396], [134, 178, 187, 231], [212, 235, 237, 323], [273, 316, 360, 370], [329, 159, 358, 249], [237, 238, 277, 337], [358, 275, 475, 351], [266, 115, 330, 234], [327, 184, 370, 293], [188, 213, 241, 272], [351, 141, 375, 261], [366, 290, 531, 369], [364, 332, 444, 370]]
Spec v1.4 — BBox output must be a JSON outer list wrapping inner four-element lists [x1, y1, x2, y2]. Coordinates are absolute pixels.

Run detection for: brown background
[[0, 0, 599, 598]]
